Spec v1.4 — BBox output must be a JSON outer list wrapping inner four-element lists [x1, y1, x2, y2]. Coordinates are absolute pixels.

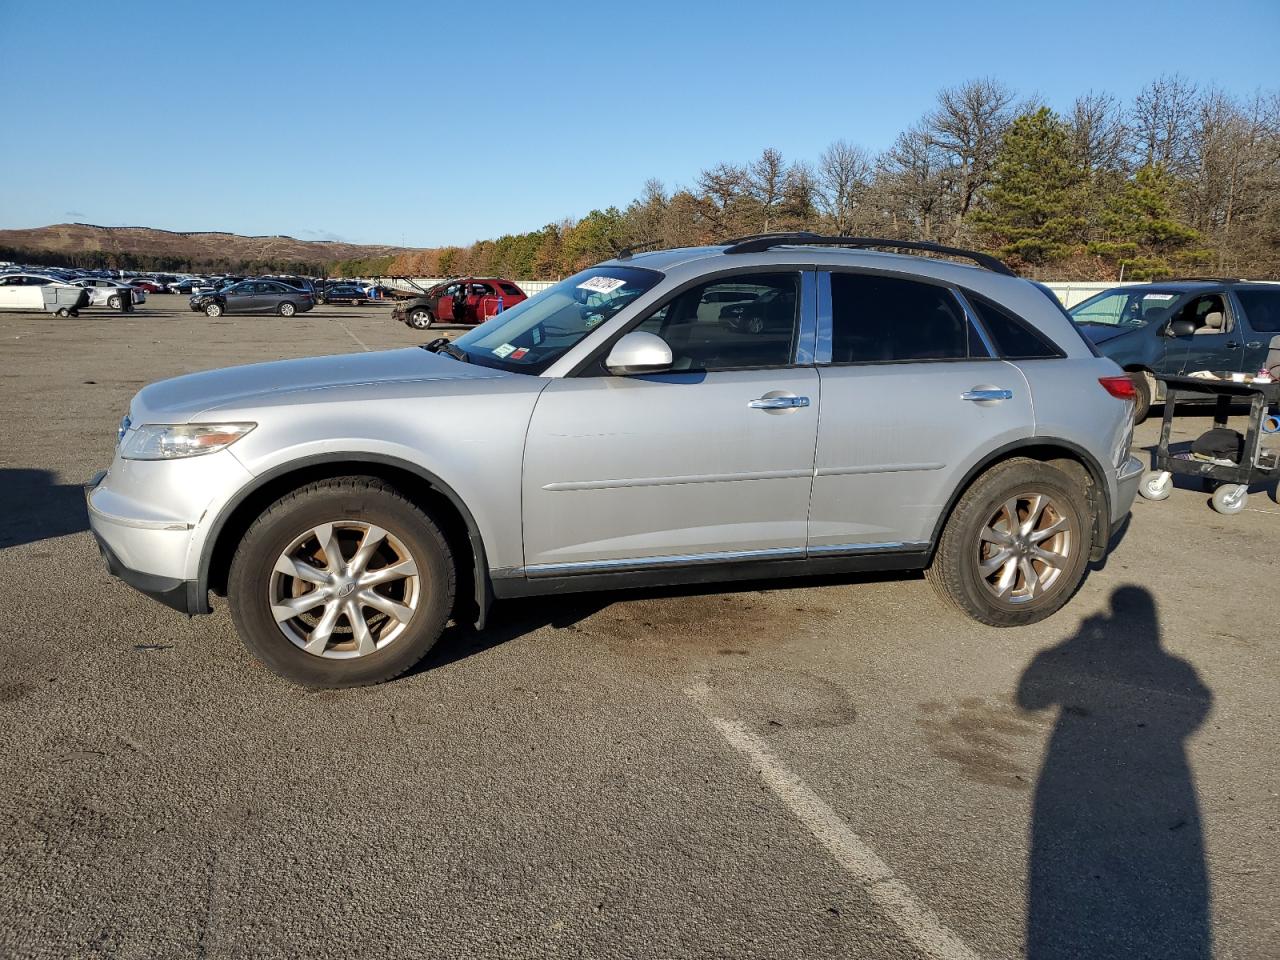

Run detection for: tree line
[[385, 76, 1280, 282]]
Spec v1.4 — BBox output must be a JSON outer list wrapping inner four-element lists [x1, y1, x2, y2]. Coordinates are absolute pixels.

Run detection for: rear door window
[[827, 272, 980, 363], [1235, 289, 1280, 332]]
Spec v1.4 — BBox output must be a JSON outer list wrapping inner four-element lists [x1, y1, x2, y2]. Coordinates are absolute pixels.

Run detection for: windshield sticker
[[492, 343, 517, 358], [577, 276, 627, 294], [584, 314, 606, 329], [509, 347, 529, 360], [1143, 293, 1176, 300]]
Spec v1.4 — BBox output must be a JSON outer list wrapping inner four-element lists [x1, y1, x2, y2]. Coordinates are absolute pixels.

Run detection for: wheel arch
[[199, 453, 491, 627], [928, 439, 1113, 563]]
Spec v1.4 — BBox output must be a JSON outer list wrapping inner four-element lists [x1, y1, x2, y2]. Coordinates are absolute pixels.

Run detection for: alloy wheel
[[975, 493, 1072, 604], [269, 520, 421, 659]]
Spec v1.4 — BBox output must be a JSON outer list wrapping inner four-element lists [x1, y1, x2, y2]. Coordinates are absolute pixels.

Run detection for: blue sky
[[1, 0, 1276, 248]]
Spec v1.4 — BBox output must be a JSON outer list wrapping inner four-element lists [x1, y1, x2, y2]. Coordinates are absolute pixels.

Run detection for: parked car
[[169, 277, 205, 294], [391, 277, 527, 330], [88, 236, 1143, 688], [129, 279, 165, 294], [72, 278, 148, 307], [1068, 280, 1280, 421], [320, 283, 370, 305], [189, 279, 315, 317], [266, 276, 317, 296], [0, 273, 89, 315]]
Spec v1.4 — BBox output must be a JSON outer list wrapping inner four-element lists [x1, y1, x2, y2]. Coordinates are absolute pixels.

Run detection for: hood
[[131, 347, 505, 422], [1074, 322, 1135, 345]]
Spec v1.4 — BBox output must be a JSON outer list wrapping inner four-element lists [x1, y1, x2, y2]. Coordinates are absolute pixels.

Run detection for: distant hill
[[0, 223, 421, 273]]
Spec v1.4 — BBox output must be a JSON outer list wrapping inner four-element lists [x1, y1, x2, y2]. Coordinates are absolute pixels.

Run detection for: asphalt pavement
[[1, 297, 1277, 958]]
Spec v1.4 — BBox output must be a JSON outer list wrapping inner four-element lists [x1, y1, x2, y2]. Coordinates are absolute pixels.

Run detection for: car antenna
[[614, 238, 663, 260]]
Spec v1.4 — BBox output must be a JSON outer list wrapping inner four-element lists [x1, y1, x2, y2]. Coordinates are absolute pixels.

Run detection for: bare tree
[[1069, 91, 1128, 174], [878, 123, 952, 240], [816, 139, 872, 235], [1130, 74, 1200, 175], [747, 148, 788, 232], [696, 162, 751, 238], [925, 78, 1018, 235]]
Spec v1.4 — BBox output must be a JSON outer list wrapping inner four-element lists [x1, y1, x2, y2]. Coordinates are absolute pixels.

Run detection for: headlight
[[120, 422, 256, 460]]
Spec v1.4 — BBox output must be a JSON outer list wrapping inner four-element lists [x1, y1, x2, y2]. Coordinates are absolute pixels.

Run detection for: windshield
[[1069, 288, 1181, 328], [450, 265, 663, 373]]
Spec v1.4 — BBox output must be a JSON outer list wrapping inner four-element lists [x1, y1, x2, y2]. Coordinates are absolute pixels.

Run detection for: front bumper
[[85, 469, 208, 615]]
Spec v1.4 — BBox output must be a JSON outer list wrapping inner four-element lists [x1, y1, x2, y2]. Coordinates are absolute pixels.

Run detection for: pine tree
[[1088, 164, 1210, 279], [972, 108, 1086, 265]]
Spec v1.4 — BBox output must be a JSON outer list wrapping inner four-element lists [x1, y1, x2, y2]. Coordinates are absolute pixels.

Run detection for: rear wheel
[[926, 459, 1092, 626], [279, 301, 297, 317], [228, 477, 455, 688], [409, 308, 433, 330], [56, 308, 70, 318], [107, 294, 122, 310], [205, 303, 223, 317]]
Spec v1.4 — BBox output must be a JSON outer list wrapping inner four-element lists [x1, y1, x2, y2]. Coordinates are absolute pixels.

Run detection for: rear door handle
[[749, 396, 810, 409], [961, 389, 1013, 402]]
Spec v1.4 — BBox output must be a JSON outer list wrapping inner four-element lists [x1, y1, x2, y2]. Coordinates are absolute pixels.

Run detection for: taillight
[[1098, 376, 1137, 401]]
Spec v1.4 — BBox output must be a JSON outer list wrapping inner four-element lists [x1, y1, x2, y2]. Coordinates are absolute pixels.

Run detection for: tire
[[408, 308, 433, 330], [1210, 484, 1247, 515], [107, 294, 122, 310], [1128, 370, 1153, 424], [228, 477, 455, 688], [205, 303, 223, 317], [925, 458, 1093, 627], [278, 301, 297, 317], [352, 299, 364, 307], [56, 308, 70, 318]]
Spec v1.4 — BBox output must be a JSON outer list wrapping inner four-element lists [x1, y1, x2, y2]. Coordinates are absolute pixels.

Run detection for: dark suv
[[1069, 280, 1280, 420], [392, 277, 527, 330]]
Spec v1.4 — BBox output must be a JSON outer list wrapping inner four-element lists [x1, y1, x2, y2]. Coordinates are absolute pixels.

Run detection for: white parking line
[[335, 319, 372, 352], [686, 683, 981, 960]]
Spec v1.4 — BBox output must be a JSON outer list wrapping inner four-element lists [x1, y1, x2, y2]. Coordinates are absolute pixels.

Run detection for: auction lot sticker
[[492, 344, 517, 358], [577, 276, 627, 294]]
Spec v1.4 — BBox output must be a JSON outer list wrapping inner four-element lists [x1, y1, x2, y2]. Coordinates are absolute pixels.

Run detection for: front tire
[[205, 303, 223, 317], [1128, 370, 1154, 424], [228, 477, 456, 688], [278, 301, 297, 317], [926, 458, 1093, 627], [408, 308, 433, 330]]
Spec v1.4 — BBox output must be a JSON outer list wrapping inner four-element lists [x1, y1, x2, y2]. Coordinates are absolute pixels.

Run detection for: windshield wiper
[[419, 337, 470, 362]]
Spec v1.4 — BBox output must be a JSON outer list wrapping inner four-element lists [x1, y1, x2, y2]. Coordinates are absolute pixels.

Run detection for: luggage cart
[[1138, 374, 1280, 514], [41, 285, 90, 318]]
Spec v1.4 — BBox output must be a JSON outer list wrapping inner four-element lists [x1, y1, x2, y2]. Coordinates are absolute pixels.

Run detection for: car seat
[[1193, 311, 1224, 335]]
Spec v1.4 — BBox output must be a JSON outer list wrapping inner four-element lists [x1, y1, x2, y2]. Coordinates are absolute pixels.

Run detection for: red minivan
[[394, 277, 527, 330]]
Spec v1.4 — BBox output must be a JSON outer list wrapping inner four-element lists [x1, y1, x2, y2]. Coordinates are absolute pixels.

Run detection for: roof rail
[[721, 233, 1016, 276], [1162, 276, 1252, 283]]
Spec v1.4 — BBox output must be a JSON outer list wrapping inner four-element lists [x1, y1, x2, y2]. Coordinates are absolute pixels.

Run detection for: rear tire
[[107, 294, 122, 310], [279, 301, 297, 317], [228, 477, 455, 688], [925, 458, 1093, 627]]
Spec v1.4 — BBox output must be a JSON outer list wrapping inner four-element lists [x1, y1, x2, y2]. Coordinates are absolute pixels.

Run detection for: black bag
[[1192, 427, 1243, 462]]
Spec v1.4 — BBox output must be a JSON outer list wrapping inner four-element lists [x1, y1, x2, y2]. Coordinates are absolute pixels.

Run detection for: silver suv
[[87, 235, 1144, 687]]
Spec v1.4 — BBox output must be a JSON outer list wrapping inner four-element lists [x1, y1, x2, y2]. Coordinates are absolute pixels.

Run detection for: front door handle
[[1226, 342, 1240, 349], [961, 388, 1013, 402], [749, 395, 810, 410]]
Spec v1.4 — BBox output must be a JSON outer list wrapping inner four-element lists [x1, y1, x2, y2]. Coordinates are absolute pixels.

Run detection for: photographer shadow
[[1017, 586, 1213, 960]]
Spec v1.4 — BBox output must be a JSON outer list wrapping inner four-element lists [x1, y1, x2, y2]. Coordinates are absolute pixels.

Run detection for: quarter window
[[633, 273, 800, 371], [828, 273, 977, 363], [966, 293, 1064, 359]]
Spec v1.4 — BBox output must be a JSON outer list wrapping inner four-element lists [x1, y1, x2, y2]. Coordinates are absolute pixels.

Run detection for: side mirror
[[1166, 319, 1196, 337], [605, 331, 673, 375]]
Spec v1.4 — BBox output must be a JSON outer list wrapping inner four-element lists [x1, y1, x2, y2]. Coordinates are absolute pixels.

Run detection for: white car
[[0, 273, 88, 314], [72, 278, 147, 307]]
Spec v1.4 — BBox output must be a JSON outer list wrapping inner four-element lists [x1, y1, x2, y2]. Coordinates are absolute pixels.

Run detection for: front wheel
[[56, 308, 70, 318], [408, 308, 433, 330], [278, 301, 297, 317], [926, 458, 1093, 627], [228, 477, 456, 688], [1210, 484, 1247, 515], [205, 303, 223, 317], [1128, 371, 1154, 424], [1139, 470, 1172, 501]]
